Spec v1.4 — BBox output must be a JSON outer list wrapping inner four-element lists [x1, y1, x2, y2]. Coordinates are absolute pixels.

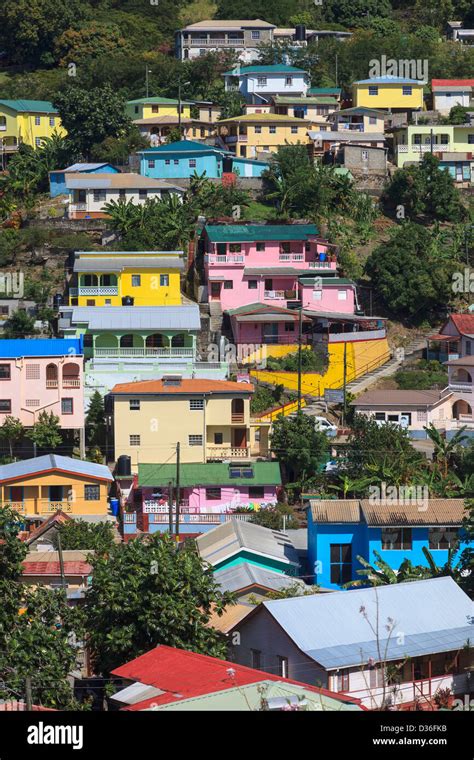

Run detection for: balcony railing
[[76, 286, 119, 296], [207, 254, 245, 264], [448, 381, 473, 393], [188, 38, 245, 47], [94, 347, 194, 358], [143, 499, 190, 513], [4, 500, 73, 514], [46, 379, 58, 388], [63, 378, 81, 388], [264, 290, 286, 299], [231, 413, 245, 422], [69, 203, 87, 212], [398, 144, 451, 154], [206, 446, 249, 459]]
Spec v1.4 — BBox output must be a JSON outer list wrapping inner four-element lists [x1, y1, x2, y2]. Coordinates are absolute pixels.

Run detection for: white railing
[[46, 379, 58, 388], [448, 381, 473, 392], [78, 286, 118, 296], [308, 261, 334, 268], [278, 253, 304, 262], [70, 203, 87, 212], [206, 446, 249, 459], [143, 499, 190, 513], [327, 328, 386, 343], [207, 254, 244, 264], [188, 38, 245, 47], [264, 290, 286, 299], [238, 134, 248, 142], [63, 378, 80, 388], [398, 144, 451, 154], [94, 347, 194, 358]]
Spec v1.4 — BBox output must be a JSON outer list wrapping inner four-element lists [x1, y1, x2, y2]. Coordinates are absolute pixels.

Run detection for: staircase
[[209, 301, 224, 335]]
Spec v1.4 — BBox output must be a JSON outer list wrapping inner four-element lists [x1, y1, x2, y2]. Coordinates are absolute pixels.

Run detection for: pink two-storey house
[[0, 339, 85, 455]]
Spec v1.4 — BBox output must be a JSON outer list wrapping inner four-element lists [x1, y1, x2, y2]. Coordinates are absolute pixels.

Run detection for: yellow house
[[108, 377, 270, 467], [216, 113, 311, 158], [0, 99, 66, 154], [70, 251, 184, 307], [126, 97, 192, 121], [0, 454, 113, 519], [352, 77, 425, 111]]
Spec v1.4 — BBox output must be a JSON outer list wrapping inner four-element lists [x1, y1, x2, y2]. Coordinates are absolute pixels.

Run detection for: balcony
[[46, 379, 58, 388], [448, 381, 473, 393], [279, 253, 304, 262], [231, 413, 245, 422], [206, 446, 249, 459], [143, 499, 190, 513], [207, 254, 245, 265], [94, 347, 194, 358], [264, 290, 286, 299], [69, 203, 87, 212], [188, 38, 245, 47], [76, 286, 119, 296], [398, 144, 451, 154], [63, 378, 81, 388], [5, 500, 73, 515]]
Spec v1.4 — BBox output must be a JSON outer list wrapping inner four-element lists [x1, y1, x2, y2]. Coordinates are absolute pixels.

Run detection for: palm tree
[[344, 551, 426, 589], [424, 424, 469, 477], [420, 543, 464, 583], [327, 474, 374, 498], [102, 198, 142, 234]]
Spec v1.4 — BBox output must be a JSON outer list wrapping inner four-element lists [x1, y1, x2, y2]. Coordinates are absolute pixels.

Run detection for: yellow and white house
[[392, 123, 474, 183], [352, 77, 425, 112], [216, 112, 311, 158], [0, 99, 65, 154]]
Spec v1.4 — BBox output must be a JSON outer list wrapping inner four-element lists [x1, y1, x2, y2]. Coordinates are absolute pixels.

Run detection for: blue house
[[306, 498, 469, 590], [49, 163, 120, 197], [138, 140, 267, 179]]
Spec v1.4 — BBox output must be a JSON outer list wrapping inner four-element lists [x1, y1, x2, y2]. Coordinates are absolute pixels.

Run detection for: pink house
[[0, 339, 85, 451], [299, 275, 356, 314], [202, 223, 338, 311]]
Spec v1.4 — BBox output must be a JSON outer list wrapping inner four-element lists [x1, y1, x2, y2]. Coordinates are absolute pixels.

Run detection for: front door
[[233, 428, 247, 448], [210, 282, 222, 300], [263, 322, 278, 344], [49, 485, 63, 506]]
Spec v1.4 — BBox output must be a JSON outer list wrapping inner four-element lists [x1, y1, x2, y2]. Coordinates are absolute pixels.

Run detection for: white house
[[65, 173, 184, 219], [175, 19, 276, 62], [432, 79, 474, 114], [224, 64, 310, 105]]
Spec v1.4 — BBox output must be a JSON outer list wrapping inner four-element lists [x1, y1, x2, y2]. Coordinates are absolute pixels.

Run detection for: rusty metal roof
[[308, 500, 362, 523], [361, 499, 466, 526]]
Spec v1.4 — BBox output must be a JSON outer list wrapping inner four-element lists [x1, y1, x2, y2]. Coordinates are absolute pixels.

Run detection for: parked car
[[314, 416, 338, 437]]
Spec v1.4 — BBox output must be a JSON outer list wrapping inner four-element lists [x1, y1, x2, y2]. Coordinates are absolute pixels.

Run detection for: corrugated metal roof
[[138, 461, 281, 487], [223, 64, 305, 75], [112, 681, 165, 705], [361, 499, 466, 526], [0, 454, 114, 483], [355, 76, 425, 84], [65, 173, 183, 191], [74, 257, 184, 273], [261, 578, 473, 669], [111, 378, 254, 395], [352, 390, 443, 407], [196, 519, 299, 567], [64, 163, 116, 172], [207, 603, 254, 633], [309, 500, 362, 523], [0, 339, 82, 358], [0, 99, 57, 113], [60, 305, 200, 331], [214, 563, 305, 594], [205, 224, 318, 242]]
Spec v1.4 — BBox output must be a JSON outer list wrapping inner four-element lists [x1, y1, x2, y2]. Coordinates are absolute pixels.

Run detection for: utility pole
[[145, 67, 152, 98], [168, 480, 173, 535], [175, 443, 180, 540], [335, 53, 338, 88], [342, 340, 348, 427], [297, 307, 303, 412], [25, 676, 32, 711], [57, 530, 66, 590]]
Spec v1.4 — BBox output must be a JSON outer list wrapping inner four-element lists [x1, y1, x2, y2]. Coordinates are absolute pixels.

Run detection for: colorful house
[[427, 313, 474, 361], [306, 498, 469, 590], [352, 76, 425, 111], [49, 162, 119, 198], [351, 389, 455, 439], [68, 251, 184, 308], [0, 99, 65, 155], [0, 339, 85, 451], [126, 96, 192, 121], [138, 140, 267, 179], [328, 106, 385, 133], [431, 79, 474, 114], [223, 64, 310, 103], [196, 519, 300, 574], [0, 454, 113, 522], [216, 113, 311, 158], [272, 95, 338, 125], [65, 173, 184, 219], [126, 96, 215, 145], [228, 578, 473, 709], [107, 377, 269, 467], [175, 19, 276, 62], [214, 563, 308, 602], [391, 123, 474, 183]]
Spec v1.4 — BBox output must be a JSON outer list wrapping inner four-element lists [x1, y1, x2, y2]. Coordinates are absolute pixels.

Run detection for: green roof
[[127, 96, 193, 106], [138, 461, 282, 487], [0, 99, 58, 114], [223, 64, 307, 76], [299, 276, 354, 286], [273, 96, 337, 105], [308, 87, 342, 96], [205, 223, 319, 243]]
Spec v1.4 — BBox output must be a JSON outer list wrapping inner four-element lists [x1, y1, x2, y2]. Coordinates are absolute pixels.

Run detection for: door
[[263, 322, 278, 344], [233, 428, 247, 448], [9, 486, 23, 505], [49, 485, 63, 508], [210, 282, 222, 300]]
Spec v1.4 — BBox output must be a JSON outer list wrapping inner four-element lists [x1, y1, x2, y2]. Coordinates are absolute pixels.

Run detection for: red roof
[[432, 79, 474, 87], [24, 510, 72, 544], [111, 645, 365, 710], [0, 701, 56, 711], [22, 560, 92, 576], [450, 313, 474, 336]]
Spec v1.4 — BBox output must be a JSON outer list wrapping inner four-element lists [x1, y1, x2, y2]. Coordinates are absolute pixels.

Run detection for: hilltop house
[[351, 389, 455, 439], [391, 124, 474, 184], [223, 64, 310, 104], [352, 76, 425, 112], [306, 498, 469, 589], [138, 140, 267, 180], [0, 99, 65, 156], [228, 577, 473, 709], [65, 173, 184, 219], [106, 377, 269, 467], [427, 313, 474, 361], [431, 79, 474, 114], [175, 19, 276, 62]]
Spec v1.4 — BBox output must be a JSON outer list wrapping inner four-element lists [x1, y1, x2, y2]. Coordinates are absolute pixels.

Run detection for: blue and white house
[[306, 498, 469, 590], [138, 140, 267, 179], [49, 163, 119, 197], [223, 64, 310, 104]]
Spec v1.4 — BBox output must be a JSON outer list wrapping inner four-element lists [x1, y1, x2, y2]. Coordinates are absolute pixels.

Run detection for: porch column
[[79, 427, 85, 459]]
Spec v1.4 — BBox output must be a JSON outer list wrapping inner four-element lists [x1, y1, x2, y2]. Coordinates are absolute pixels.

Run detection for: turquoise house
[[196, 518, 300, 575], [49, 162, 119, 197], [138, 140, 267, 179], [306, 498, 469, 590]]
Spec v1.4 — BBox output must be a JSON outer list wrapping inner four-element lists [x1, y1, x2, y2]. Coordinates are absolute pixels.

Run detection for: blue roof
[[0, 454, 113, 483], [260, 577, 473, 669], [0, 338, 83, 358], [355, 76, 425, 85]]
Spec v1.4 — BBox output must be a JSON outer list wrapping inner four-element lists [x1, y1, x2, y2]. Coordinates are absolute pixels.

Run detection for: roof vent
[[162, 374, 182, 386]]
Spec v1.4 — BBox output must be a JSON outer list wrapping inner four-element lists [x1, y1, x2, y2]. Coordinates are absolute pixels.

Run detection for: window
[[129, 399, 140, 410], [277, 656, 288, 678], [189, 399, 204, 410], [93, 190, 106, 202], [131, 275, 141, 287], [129, 435, 141, 446], [83, 334, 93, 348], [251, 650, 262, 669], [119, 188, 127, 200], [35, 116, 41, 126], [229, 244, 241, 253], [257, 77, 267, 87], [152, 106, 159, 114], [174, 159, 179, 165], [254, 126, 262, 134], [0, 400, 11, 413], [335, 669, 350, 692], [206, 487, 221, 500], [429, 527, 458, 550], [468, 134, 474, 144], [281, 242, 290, 253], [0, 365, 11, 380], [382, 528, 412, 550], [256, 242, 265, 251], [362, 150, 369, 160], [134, 106, 139, 114], [402, 86, 412, 96], [189, 159, 197, 168], [248, 280, 258, 289], [248, 486, 264, 499], [337, 290, 347, 300], [466, 340, 472, 355], [61, 398, 73, 415], [369, 116, 377, 124], [26, 364, 40, 380], [160, 274, 169, 287], [229, 465, 254, 478], [165, 159, 171, 165], [35, 138, 41, 147], [214, 432, 223, 444], [148, 160, 155, 169], [189, 434, 203, 446], [139, 189, 148, 200], [269, 125, 276, 134], [285, 77, 293, 86], [285, 322, 295, 332], [368, 86, 378, 96], [223, 280, 233, 289], [49, 117, 55, 127], [291, 126, 298, 134], [84, 485, 100, 501], [369, 665, 384, 689], [330, 544, 352, 584], [251, 30, 260, 40]]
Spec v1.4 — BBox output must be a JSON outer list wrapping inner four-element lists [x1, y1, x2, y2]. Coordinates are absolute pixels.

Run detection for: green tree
[[85, 391, 106, 452], [27, 411, 62, 452], [83, 533, 234, 674], [424, 424, 469, 477], [447, 104, 470, 125], [0, 416, 24, 459], [54, 84, 131, 158], [54, 22, 130, 66], [53, 519, 115, 555], [250, 503, 299, 530], [270, 413, 329, 492], [344, 551, 426, 588], [3, 309, 37, 338]]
